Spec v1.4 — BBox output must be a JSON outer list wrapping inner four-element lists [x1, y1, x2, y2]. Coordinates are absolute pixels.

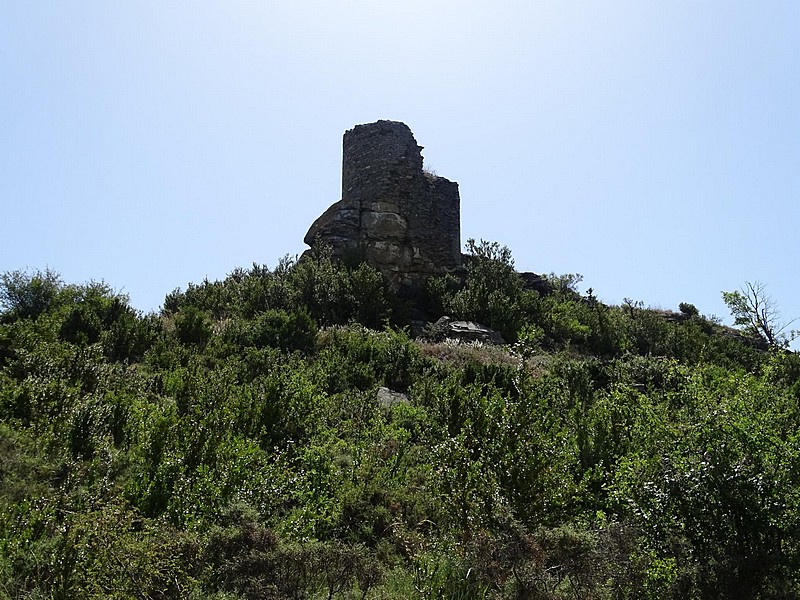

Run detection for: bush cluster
[[2, 245, 800, 598]]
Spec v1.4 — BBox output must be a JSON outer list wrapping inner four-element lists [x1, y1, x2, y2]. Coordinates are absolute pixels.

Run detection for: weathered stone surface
[[305, 120, 461, 288], [376, 387, 410, 407], [361, 210, 407, 239], [433, 316, 505, 345], [304, 199, 360, 247]]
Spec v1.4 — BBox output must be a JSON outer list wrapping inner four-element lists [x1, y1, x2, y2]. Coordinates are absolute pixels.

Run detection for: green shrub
[[430, 239, 536, 342], [314, 325, 425, 393], [225, 308, 317, 354], [0, 268, 63, 321], [289, 244, 392, 328], [204, 504, 384, 599], [173, 306, 211, 347]]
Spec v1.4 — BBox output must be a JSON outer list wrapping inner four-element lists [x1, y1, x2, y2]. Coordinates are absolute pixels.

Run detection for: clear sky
[[3, 2, 799, 334]]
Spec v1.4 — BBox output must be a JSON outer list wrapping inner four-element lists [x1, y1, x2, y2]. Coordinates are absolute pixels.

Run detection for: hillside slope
[[2, 243, 799, 599]]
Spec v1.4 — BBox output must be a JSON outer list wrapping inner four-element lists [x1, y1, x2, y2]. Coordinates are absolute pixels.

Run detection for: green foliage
[[314, 325, 425, 393], [611, 366, 800, 598], [539, 292, 593, 348], [723, 281, 797, 348], [173, 305, 212, 346], [163, 260, 299, 321], [0, 267, 63, 321], [431, 239, 536, 342], [57, 281, 157, 362], [224, 308, 318, 354], [3, 254, 800, 599], [164, 249, 393, 331], [290, 244, 392, 328], [204, 503, 384, 599]]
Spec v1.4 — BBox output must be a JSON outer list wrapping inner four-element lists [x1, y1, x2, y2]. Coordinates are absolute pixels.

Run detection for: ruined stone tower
[[304, 120, 461, 288]]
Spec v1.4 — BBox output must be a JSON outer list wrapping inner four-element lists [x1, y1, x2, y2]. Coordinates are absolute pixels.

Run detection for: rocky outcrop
[[305, 121, 461, 289], [376, 387, 410, 407], [428, 316, 506, 345]]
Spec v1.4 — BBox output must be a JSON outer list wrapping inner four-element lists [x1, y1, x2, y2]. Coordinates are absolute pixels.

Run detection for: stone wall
[[304, 121, 461, 288]]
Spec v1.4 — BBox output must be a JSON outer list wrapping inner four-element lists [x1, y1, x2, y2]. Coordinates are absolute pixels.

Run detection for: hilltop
[[2, 241, 800, 599]]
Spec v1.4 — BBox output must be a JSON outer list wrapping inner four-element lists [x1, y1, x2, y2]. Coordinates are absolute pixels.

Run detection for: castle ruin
[[304, 121, 461, 288]]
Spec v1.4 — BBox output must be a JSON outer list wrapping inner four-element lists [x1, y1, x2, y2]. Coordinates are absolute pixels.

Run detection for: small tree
[[722, 281, 797, 348], [442, 239, 527, 341], [0, 268, 63, 320]]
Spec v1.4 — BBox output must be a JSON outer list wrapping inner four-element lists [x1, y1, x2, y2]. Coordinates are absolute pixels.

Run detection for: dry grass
[[415, 339, 554, 378], [415, 338, 516, 368]]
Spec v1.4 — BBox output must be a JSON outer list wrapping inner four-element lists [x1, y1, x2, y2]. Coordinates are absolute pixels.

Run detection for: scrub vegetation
[[2, 242, 799, 599]]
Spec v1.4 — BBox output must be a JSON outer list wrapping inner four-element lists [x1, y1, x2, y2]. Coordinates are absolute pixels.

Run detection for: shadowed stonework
[[304, 120, 461, 288]]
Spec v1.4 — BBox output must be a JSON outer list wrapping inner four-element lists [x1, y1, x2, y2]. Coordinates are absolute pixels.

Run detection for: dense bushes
[[163, 246, 392, 330], [2, 248, 799, 598], [430, 239, 532, 341]]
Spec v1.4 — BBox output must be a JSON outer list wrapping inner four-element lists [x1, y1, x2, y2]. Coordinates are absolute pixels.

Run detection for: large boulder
[[431, 316, 505, 345]]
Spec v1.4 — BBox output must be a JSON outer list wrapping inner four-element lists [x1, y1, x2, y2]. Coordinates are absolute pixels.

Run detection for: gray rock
[[376, 386, 409, 407], [361, 210, 408, 240], [432, 316, 505, 345]]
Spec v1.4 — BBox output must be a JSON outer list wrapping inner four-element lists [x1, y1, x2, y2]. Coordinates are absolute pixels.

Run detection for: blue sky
[[2, 1, 799, 334]]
